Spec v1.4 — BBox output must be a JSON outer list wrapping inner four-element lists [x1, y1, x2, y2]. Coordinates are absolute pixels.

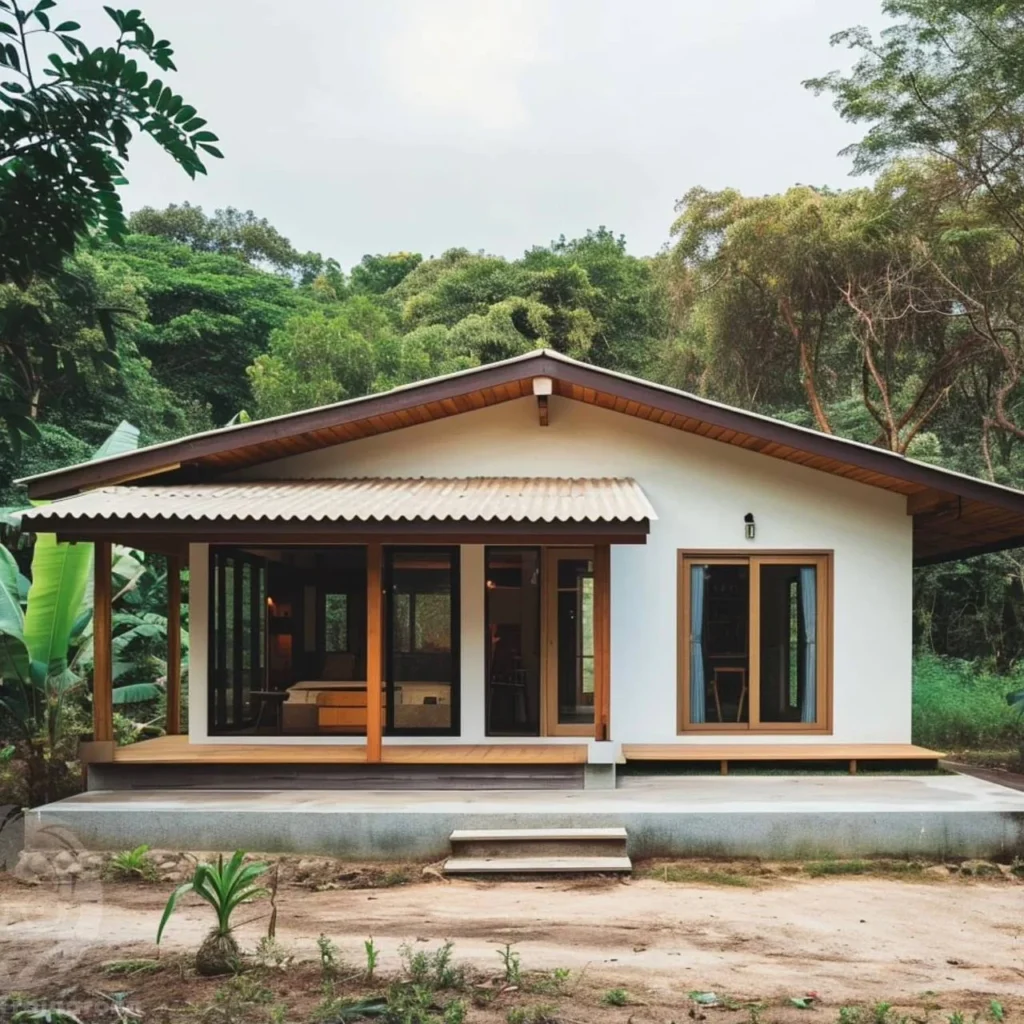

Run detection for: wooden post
[[366, 543, 383, 763], [93, 541, 113, 744], [165, 554, 182, 735], [594, 544, 611, 741]]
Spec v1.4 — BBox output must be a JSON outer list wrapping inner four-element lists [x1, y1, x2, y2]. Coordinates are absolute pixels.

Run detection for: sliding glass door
[[544, 548, 596, 735], [385, 547, 460, 735], [485, 548, 542, 736], [679, 553, 830, 732], [209, 549, 268, 733]]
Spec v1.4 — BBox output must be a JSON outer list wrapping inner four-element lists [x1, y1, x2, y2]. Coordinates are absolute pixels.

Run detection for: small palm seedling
[[157, 850, 269, 976], [106, 845, 156, 881]]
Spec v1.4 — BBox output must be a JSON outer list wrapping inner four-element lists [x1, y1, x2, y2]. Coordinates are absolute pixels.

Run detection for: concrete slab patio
[[24, 773, 1024, 861]]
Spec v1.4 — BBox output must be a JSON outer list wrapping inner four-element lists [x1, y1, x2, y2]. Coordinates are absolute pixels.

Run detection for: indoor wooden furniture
[[711, 666, 747, 722], [317, 688, 386, 733]]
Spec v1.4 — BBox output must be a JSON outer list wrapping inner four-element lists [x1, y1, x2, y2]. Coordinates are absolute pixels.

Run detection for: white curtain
[[690, 565, 706, 723], [799, 566, 817, 723]]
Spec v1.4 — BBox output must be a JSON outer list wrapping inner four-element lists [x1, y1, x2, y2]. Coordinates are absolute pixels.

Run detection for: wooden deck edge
[[621, 744, 945, 762], [112, 739, 589, 767]]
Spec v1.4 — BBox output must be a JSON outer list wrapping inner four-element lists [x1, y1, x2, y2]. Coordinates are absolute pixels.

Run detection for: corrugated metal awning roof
[[20, 477, 656, 526]]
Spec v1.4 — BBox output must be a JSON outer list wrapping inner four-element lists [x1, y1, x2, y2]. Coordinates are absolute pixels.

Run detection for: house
[[20, 349, 1024, 789]]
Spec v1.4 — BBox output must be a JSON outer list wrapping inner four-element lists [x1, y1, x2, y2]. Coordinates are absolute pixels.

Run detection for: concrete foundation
[[24, 774, 1024, 861]]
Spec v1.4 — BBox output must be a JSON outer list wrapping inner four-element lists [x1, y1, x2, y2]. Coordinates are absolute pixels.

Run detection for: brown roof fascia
[[24, 355, 561, 500], [550, 359, 1024, 516], [22, 349, 1024, 519]]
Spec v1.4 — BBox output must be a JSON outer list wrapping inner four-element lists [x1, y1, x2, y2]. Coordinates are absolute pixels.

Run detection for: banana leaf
[[0, 544, 28, 681], [23, 532, 93, 681], [112, 682, 164, 705]]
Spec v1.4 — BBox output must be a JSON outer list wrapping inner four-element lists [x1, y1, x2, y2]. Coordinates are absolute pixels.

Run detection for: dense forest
[[3, 0, 1024, 802]]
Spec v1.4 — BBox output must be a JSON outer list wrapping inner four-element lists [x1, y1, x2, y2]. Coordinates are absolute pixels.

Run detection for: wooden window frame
[[677, 550, 833, 735]]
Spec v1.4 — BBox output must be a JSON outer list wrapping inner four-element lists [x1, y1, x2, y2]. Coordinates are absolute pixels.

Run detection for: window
[[324, 593, 348, 653], [678, 553, 830, 732]]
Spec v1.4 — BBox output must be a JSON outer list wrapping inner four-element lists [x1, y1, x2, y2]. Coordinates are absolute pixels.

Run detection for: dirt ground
[[1, 866, 1022, 1022]]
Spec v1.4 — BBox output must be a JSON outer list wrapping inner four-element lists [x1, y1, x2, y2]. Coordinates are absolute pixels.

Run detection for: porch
[[25, 772, 1024, 861]]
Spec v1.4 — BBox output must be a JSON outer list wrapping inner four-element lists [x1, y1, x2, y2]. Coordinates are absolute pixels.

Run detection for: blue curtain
[[799, 566, 817, 723], [690, 565, 706, 723]]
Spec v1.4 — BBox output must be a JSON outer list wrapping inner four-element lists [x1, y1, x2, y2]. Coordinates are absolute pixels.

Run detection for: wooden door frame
[[541, 546, 598, 737]]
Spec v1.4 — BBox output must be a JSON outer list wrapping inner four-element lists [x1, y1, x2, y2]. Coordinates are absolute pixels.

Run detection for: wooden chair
[[711, 667, 748, 723]]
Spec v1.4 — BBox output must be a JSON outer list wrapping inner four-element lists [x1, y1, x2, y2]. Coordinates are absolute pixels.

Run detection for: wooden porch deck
[[621, 743, 944, 775], [111, 735, 589, 766]]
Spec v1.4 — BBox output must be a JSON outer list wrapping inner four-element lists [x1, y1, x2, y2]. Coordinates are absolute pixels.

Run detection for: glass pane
[[389, 550, 456, 731], [325, 593, 348, 652], [223, 558, 235, 726], [690, 563, 749, 724], [556, 557, 595, 726], [486, 548, 541, 736], [240, 560, 252, 725], [760, 564, 817, 724]]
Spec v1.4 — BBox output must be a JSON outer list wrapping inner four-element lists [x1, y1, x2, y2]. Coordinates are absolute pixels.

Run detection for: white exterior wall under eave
[[216, 395, 913, 746]]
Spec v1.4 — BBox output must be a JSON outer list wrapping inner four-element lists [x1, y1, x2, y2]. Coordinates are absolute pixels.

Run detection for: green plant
[[838, 1009, 863, 1024], [506, 1007, 557, 1024], [0, 422, 140, 805], [105, 844, 156, 881], [872, 1003, 893, 1024], [913, 656, 1024, 749], [364, 936, 380, 982], [498, 943, 521, 986], [602, 988, 629, 1006], [988, 1001, 1005, 1023], [156, 850, 269, 976], [317, 933, 342, 984], [400, 940, 462, 990], [10, 1011, 83, 1024], [947, 1014, 965, 1024], [255, 937, 294, 970], [443, 999, 467, 1024]]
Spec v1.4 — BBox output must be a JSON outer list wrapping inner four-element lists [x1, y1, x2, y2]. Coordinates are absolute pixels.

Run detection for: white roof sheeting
[[19, 477, 657, 526]]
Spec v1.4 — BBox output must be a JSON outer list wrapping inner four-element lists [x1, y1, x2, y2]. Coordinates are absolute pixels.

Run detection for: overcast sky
[[62, 0, 888, 268]]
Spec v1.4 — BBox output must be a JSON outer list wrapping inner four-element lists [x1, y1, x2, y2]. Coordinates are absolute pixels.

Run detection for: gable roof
[[19, 348, 1024, 564]]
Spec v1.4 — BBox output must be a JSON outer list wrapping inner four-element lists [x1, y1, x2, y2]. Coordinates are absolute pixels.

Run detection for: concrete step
[[445, 826, 631, 874], [444, 855, 633, 875]]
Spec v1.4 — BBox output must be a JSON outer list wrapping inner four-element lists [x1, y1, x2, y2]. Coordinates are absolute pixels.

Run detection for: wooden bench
[[621, 743, 945, 775]]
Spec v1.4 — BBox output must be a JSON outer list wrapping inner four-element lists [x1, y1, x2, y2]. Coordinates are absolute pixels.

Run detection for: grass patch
[[804, 859, 925, 878], [641, 863, 754, 886], [913, 655, 1024, 750]]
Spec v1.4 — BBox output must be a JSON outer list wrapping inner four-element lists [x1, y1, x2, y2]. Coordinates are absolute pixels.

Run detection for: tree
[[0, 2, 221, 285], [129, 203, 327, 281], [665, 181, 981, 453], [806, 0, 1024, 468], [112, 234, 310, 423], [349, 252, 422, 295], [0, 420, 138, 804]]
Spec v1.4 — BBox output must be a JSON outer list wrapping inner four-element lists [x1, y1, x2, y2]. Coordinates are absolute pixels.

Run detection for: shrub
[[912, 655, 1024, 749]]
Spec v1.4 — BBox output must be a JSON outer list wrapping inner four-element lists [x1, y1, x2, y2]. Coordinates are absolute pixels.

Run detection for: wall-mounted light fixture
[[744, 513, 755, 540]]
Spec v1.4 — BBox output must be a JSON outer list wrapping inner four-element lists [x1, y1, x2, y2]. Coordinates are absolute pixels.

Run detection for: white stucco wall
[[189, 395, 914, 746]]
